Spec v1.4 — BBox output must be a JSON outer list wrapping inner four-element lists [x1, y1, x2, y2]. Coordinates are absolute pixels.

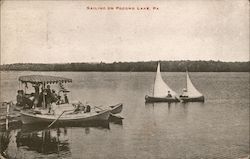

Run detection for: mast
[[186, 70, 188, 90]]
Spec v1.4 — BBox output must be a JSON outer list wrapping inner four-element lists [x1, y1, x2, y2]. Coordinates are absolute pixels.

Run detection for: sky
[[1, 0, 249, 64]]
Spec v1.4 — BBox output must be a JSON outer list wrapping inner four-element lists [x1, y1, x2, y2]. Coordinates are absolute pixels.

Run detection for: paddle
[[47, 109, 73, 128]]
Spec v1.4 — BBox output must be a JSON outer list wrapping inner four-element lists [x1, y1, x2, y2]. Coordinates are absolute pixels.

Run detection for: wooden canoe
[[109, 103, 123, 114]]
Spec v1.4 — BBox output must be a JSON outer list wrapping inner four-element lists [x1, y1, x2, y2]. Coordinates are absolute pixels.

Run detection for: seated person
[[74, 104, 81, 112], [22, 94, 33, 109], [167, 91, 172, 97], [85, 105, 91, 113], [55, 93, 69, 105], [56, 95, 62, 105], [180, 88, 188, 97]]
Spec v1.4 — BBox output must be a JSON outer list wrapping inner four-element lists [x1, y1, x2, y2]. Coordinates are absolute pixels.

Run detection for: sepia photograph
[[0, 0, 249, 158]]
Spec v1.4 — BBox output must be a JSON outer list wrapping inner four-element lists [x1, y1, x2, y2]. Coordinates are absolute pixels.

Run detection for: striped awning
[[18, 75, 72, 84]]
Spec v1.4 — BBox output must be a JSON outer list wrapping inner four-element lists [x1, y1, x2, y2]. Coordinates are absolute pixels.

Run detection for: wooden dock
[[0, 102, 22, 131]]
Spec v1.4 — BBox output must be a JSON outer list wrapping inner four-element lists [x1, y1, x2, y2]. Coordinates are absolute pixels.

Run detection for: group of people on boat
[[72, 102, 91, 113], [16, 90, 33, 109], [16, 84, 69, 110]]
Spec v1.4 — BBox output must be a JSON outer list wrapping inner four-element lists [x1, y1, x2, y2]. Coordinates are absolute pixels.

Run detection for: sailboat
[[179, 71, 205, 102], [145, 63, 180, 103]]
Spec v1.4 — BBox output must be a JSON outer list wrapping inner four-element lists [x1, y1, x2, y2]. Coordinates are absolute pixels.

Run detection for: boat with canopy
[[145, 63, 180, 103], [179, 71, 205, 102], [16, 75, 112, 124]]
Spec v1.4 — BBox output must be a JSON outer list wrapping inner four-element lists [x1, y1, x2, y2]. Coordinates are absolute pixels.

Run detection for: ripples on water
[[0, 72, 249, 159]]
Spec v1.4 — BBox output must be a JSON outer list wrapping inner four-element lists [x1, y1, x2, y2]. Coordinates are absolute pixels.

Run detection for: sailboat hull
[[145, 95, 180, 103], [180, 96, 205, 103]]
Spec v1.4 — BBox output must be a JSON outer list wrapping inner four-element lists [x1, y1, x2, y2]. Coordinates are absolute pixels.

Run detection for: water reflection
[[0, 131, 11, 158], [145, 102, 205, 115], [167, 103, 172, 113], [16, 129, 70, 155], [15, 121, 111, 156], [180, 102, 189, 115], [180, 102, 205, 107], [145, 102, 176, 113], [20, 121, 110, 134], [109, 116, 123, 125], [144, 103, 155, 109]]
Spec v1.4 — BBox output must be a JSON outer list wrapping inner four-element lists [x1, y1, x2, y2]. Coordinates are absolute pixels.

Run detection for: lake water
[[0, 71, 249, 159]]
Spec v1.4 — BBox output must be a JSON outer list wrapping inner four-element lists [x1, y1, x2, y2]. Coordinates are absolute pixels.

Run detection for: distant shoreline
[[0, 60, 249, 72]]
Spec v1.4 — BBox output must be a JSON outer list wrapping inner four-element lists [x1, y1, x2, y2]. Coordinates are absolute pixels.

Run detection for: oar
[[47, 110, 73, 128], [94, 105, 104, 111]]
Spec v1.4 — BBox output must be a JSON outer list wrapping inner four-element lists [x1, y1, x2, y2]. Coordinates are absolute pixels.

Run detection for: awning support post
[[43, 82, 46, 109]]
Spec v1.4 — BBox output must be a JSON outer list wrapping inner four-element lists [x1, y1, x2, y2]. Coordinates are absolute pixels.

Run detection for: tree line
[[0, 61, 249, 72]]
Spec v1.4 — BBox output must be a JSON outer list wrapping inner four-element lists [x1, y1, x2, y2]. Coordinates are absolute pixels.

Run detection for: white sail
[[186, 72, 203, 98], [153, 63, 177, 97]]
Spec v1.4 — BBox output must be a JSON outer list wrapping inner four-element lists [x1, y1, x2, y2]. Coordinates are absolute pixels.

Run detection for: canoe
[[109, 103, 123, 114], [180, 96, 205, 103], [20, 109, 111, 124], [145, 95, 180, 103]]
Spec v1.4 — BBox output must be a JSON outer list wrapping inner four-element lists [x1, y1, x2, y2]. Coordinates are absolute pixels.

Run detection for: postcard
[[0, 1, 249, 159]]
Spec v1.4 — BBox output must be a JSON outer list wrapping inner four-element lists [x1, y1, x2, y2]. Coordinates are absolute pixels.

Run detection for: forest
[[0, 61, 249, 72]]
